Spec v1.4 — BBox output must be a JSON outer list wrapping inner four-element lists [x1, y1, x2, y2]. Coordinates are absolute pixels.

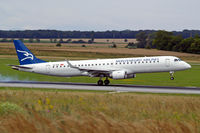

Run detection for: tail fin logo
[[17, 50, 34, 61]]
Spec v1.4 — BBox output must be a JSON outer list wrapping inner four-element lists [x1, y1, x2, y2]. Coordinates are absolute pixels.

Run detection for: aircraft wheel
[[97, 80, 104, 86], [169, 71, 174, 80], [104, 79, 110, 86]]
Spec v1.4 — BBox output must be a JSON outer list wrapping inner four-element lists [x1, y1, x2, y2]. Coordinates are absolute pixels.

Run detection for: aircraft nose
[[185, 63, 191, 69]]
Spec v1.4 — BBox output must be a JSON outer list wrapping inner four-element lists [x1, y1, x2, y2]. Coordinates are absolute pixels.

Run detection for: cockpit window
[[174, 58, 181, 62], [174, 59, 178, 62]]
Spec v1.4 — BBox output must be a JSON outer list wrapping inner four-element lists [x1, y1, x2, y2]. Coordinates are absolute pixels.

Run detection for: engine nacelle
[[110, 71, 136, 79]]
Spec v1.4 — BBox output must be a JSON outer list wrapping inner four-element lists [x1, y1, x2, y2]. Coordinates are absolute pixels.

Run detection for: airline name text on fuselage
[[115, 58, 159, 63]]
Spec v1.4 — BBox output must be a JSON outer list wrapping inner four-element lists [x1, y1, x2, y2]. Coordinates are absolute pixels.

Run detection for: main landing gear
[[97, 77, 110, 86], [170, 71, 174, 80]]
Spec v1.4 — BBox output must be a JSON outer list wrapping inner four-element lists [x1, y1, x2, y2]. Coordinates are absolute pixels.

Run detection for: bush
[[126, 42, 137, 49], [72, 40, 86, 43], [82, 45, 86, 47], [109, 42, 117, 48], [0, 102, 24, 115], [56, 43, 62, 47], [66, 39, 72, 43], [54, 39, 57, 43], [145, 44, 151, 49], [88, 40, 93, 44]]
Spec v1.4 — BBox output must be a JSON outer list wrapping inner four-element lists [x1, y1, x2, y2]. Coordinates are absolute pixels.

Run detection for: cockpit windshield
[[174, 58, 181, 62]]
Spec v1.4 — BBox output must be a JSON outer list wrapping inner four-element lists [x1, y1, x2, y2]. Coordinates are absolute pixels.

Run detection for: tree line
[[135, 30, 200, 54], [0, 30, 199, 54], [1, 29, 200, 39]]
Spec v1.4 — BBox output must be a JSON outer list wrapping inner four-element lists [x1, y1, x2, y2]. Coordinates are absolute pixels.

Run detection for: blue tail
[[13, 40, 46, 65]]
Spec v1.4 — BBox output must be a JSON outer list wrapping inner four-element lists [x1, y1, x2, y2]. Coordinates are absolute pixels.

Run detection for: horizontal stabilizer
[[8, 65, 33, 70]]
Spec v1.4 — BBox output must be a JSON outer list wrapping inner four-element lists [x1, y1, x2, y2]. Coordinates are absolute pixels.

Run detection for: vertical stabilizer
[[13, 40, 46, 65]]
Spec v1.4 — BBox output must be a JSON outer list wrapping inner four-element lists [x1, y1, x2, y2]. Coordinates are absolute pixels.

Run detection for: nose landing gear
[[170, 71, 174, 80]]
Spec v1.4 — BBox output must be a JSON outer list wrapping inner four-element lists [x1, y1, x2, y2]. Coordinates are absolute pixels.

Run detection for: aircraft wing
[[66, 60, 117, 77]]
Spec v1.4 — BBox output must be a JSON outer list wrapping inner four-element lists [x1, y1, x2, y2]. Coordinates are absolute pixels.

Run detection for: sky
[[0, 0, 200, 31]]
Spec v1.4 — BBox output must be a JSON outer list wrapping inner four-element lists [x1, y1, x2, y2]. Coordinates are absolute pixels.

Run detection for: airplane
[[10, 40, 191, 86]]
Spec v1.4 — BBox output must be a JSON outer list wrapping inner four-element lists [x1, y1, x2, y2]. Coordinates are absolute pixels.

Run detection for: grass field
[[0, 58, 199, 87], [0, 88, 200, 132], [0, 41, 200, 132]]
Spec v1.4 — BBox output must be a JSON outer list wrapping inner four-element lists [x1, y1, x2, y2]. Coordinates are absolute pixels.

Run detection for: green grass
[[0, 58, 199, 87], [0, 89, 200, 132]]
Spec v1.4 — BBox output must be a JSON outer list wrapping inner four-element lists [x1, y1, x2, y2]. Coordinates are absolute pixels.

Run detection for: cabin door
[[165, 59, 170, 67]]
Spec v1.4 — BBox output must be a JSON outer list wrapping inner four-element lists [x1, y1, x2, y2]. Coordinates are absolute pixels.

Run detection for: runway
[[0, 81, 200, 94]]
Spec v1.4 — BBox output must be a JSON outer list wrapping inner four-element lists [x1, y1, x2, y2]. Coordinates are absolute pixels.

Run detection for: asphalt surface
[[0, 81, 200, 94]]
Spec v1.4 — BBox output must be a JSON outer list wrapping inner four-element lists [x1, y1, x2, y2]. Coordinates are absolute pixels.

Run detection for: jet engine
[[110, 70, 136, 79]]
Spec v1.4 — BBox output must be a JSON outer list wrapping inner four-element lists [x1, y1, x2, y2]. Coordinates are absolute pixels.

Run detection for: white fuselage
[[16, 56, 191, 78]]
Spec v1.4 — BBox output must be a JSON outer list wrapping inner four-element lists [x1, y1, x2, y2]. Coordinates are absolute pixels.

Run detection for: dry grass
[[0, 89, 200, 132], [0, 113, 197, 133], [0, 42, 200, 61]]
